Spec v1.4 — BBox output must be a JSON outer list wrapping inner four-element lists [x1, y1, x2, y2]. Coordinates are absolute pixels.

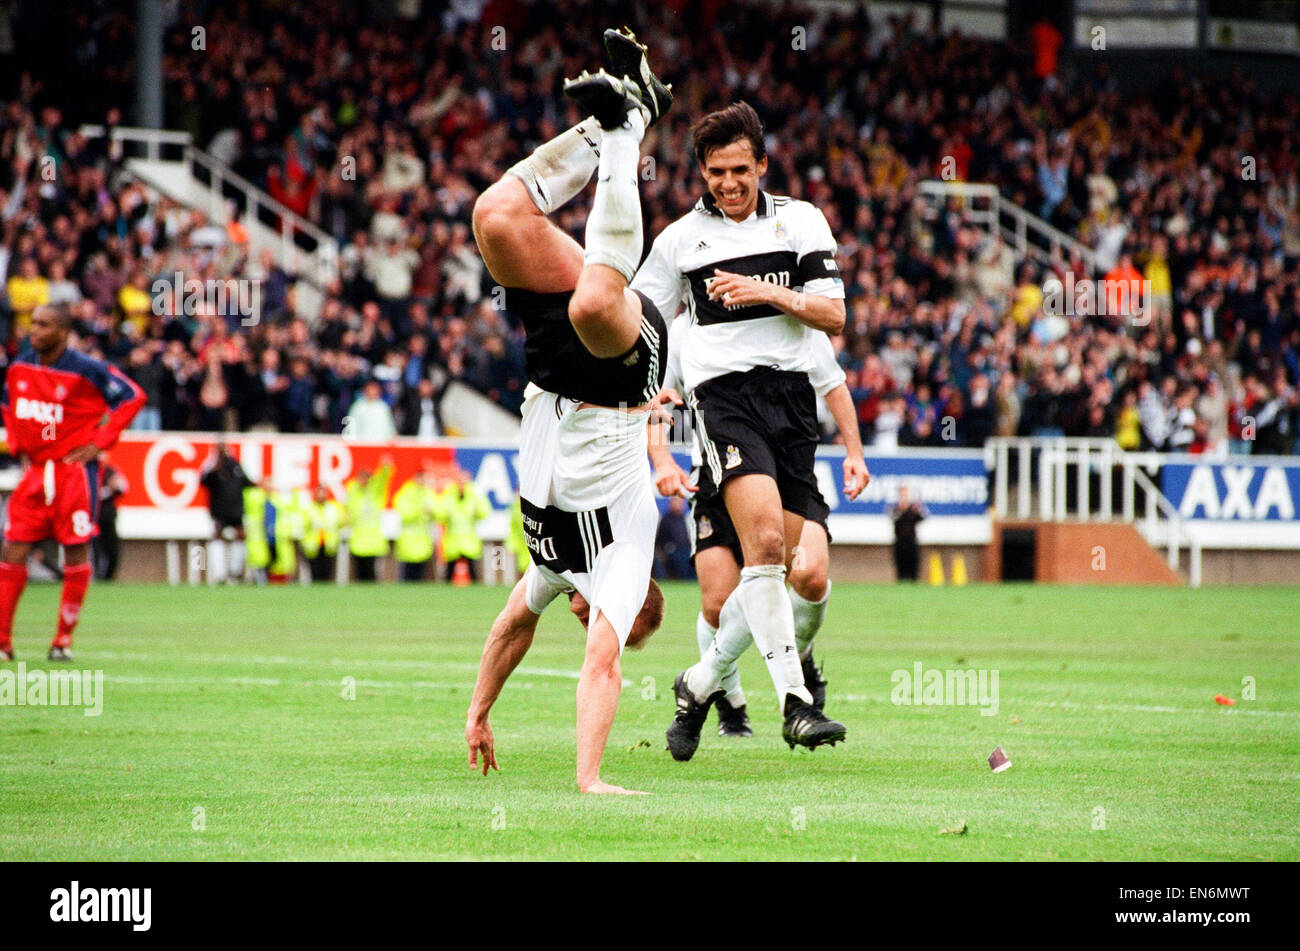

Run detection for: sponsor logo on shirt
[[14, 397, 64, 425]]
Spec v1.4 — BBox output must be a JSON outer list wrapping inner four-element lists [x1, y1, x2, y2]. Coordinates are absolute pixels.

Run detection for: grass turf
[[0, 581, 1296, 861]]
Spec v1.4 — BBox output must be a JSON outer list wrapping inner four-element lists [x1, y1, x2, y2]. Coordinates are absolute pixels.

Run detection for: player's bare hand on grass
[[843, 454, 870, 500], [466, 719, 499, 775], [578, 780, 648, 795], [62, 443, 101, 465], [708, 269, 772, 308]]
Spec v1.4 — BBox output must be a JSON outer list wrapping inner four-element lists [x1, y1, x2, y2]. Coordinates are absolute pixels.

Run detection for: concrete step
[[989, 520, 1182, 585]]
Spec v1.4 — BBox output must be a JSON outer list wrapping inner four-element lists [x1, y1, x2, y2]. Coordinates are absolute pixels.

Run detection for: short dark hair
[[692, 101, 765, 166], [32, 303, 72, 330]]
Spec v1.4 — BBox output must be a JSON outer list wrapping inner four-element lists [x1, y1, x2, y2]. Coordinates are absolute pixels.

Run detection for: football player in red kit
[[0, 305, 145, 661]]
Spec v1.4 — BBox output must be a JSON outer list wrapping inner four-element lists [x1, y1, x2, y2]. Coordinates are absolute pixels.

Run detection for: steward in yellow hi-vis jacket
[[301, 485, 346, 583], [436, 469, 491, 584], [345, 460, 392, 582], [505, 494, 530, 576], [243, 482, 272, 582], [268, 487, 300, 581], [393, 469, 441, 582]]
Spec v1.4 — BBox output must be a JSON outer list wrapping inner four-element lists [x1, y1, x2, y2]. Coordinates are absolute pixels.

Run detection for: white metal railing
[[918, 180, 1098, 275], [985, 436, 1201, 586], [79, 124, 339, 288]]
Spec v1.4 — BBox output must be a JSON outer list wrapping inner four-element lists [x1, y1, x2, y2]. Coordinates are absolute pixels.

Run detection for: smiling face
[[700, 140, 767, 222]]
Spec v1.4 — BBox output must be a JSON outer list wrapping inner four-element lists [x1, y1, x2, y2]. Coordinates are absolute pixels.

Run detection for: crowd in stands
[[2, 0, 1297, 454]]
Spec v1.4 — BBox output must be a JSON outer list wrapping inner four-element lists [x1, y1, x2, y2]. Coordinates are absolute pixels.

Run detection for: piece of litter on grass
[[939, 821, 968, 836], [988, 745, 1011, 773], [1214, 694, 1236, 706]]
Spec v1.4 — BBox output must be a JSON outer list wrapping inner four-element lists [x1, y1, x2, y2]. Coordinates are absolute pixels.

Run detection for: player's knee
[[749, 527, 786, 567], [791, 567, 828, 602], [567, 283, 617, 334], [471, 183, 521, 245], [700, 588, 726, 629]]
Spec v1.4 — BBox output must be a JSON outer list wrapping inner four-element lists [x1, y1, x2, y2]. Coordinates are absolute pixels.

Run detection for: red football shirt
[[2, 347, 145, 463]]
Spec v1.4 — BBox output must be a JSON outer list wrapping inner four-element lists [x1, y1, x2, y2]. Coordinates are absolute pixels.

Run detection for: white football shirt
[[661, 315, 846, 467], [633, 190, 844, 392]]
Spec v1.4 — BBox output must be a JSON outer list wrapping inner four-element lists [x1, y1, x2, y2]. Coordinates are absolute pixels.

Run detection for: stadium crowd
[[2, 0, 1298, 454]]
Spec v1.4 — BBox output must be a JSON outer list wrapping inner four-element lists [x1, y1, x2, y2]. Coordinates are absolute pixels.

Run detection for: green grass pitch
[[1, 581, 1296, 861]]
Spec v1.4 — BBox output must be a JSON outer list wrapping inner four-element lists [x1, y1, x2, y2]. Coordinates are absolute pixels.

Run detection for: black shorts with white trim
[[506, 287, 666, 407], [689, 462, 831, 565], [690, 366, 819, 516], [520, 498, 613, 575]]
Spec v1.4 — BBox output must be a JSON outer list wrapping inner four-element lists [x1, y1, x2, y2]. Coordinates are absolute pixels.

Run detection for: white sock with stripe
[[739, 564, 811, 706], [791, 580, 830, 660], [696, 610, 746, 707], [583, 109, 645, 281], [507, 119, 603, 215]]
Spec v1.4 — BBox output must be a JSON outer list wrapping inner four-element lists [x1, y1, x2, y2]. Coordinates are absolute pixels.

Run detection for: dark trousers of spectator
[[444, 557, 479, 583], [94, 506, 120, 580], [400, 559, 430, 582], [309, 553, 336, 583], [894, 540, 920, 582], [355, 556, 377, 582]]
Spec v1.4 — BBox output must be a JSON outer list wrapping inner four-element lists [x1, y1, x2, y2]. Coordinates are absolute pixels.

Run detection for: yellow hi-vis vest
[[505, 496, 530, 573], [393, 479, 440, 563], [301, 497, 345, 558], [269, 490, 299, 576], [243, 486, 271, 569], [345, 465, 392, 557], [437, 481, 491, 561]]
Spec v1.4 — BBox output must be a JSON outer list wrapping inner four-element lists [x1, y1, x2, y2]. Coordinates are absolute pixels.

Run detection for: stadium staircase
[[79, 125, 339, 322], [985, 437, 1200, 586], [918, 180, 1097, 272]]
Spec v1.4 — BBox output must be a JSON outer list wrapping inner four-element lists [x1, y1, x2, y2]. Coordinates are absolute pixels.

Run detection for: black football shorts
[[690, 366, 820, 517]]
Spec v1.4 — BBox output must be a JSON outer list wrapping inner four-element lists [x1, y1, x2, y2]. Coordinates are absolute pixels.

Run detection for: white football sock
[[583, 109, 644, 281], [791, 580, 830, 660], [685, 592, 749, 703], [697, 606, 747, 708], [507, 119, 603, 215], [739, 564, 811, 706], [695, 611, 716, 658]]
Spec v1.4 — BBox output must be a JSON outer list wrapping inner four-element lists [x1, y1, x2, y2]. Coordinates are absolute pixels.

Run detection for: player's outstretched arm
[[466, 578, 541, 775], [576, 615, 646, 795], [647, 388, 696, 498], [824, 384, 870, 500]]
